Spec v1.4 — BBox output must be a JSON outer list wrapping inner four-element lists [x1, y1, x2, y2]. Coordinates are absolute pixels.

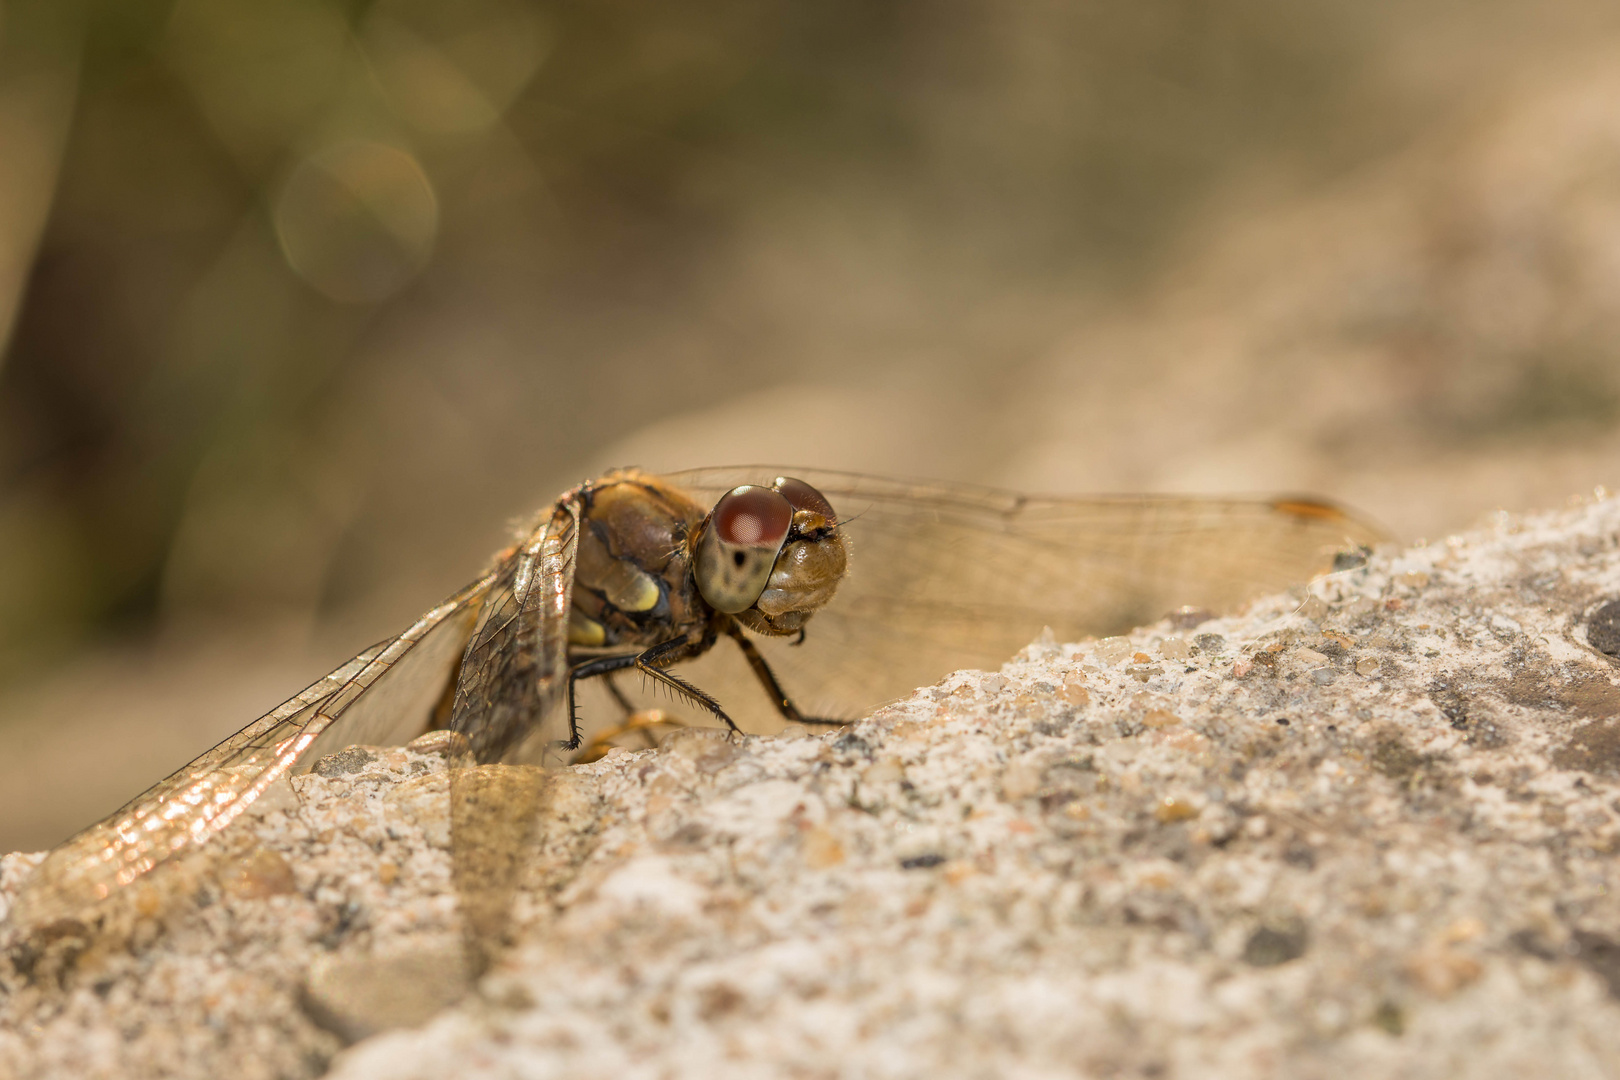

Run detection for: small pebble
[[862, 759, 905, 785], [221, 848, 297, 900], [1244, 924, 1308, 967], [1000, 761, 1043, 801], [802, 828, 845, 869], [1141, 709, 1180, 729], [1095, 637, 1133, 664], [1169, 606, 1215, 629], [1587, 599, 1620, 657], [1060, 676, 1090, 705], [304, 948, 474, 1042], [1154, 795, 1200, 823]]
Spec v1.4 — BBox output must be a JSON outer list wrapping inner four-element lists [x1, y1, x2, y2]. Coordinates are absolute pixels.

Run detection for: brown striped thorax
[[566, 470, 848, 651]]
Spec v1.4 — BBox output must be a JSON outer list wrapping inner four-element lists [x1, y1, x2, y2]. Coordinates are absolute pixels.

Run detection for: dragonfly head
[[694, 476, 847, 634]]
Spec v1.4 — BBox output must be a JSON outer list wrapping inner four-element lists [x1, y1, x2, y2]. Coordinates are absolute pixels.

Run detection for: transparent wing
[[8, 573, 496, 930], [661, 467, 1386, 729], [449, 498, 579, 764]]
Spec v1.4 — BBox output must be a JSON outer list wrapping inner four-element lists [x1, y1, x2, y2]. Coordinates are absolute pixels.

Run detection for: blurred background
[[4, 0, 1620, 850]]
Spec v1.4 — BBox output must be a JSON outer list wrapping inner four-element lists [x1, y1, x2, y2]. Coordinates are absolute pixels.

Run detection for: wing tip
[[1269, 496, 1388, 541]]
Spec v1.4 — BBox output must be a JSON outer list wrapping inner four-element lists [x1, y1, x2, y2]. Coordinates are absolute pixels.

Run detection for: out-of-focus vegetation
[[3, 0, 1620, 687]]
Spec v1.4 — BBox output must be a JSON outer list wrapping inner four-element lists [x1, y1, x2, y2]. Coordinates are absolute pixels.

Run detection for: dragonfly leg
[[567, 653, 640, 749], [723, 621, 845, 727], [633, 636, 743, 736], [570, 639, 741, 746]]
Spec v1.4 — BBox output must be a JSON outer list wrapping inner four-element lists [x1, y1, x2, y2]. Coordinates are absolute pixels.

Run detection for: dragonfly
[[5, 467, 1382, 940]]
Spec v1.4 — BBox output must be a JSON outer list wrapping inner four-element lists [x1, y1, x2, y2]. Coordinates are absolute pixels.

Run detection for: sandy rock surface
[[9, 494, 1620, 1078]]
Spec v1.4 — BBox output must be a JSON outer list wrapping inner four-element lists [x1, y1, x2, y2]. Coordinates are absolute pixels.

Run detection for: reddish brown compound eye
[[774, 476, 836, 522], [695, 485, 793, 613], [714, 485, 793, 547]]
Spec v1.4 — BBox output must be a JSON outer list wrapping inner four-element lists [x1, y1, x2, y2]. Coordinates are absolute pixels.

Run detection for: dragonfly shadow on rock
[[1, 466, 1385, 1028], [448, 759, 546, 978]]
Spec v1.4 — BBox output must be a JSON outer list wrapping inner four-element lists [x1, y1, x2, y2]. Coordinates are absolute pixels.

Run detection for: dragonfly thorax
[[567, 474, 709, 650]]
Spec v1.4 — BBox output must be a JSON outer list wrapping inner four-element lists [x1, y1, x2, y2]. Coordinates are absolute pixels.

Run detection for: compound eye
[[714, 485, 793, 546], [695, 485, 793, 613], [774, 476, 836, 522]]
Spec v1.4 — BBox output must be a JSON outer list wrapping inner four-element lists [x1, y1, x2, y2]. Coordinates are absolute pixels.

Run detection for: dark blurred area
[[4, 0, 1620, 849]]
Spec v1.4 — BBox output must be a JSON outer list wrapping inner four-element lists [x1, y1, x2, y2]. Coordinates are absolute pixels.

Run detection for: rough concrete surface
[[11, 493, 1620, 1078]]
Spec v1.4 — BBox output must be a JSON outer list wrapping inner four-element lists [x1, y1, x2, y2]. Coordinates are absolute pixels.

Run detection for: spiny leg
[[723, 621, 845, 727], [600, 671, 690, 746], [634, 636, 742, 736], [567, 653, 640, 749], [568, 639, 742, 747]]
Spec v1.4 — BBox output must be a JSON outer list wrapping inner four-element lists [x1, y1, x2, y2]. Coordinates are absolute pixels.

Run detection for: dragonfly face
[[693, 476, 847, 634], [6, 466, 1383, 932]]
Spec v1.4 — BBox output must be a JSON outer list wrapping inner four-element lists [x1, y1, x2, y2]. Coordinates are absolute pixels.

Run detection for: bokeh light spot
[[273, 142, 438, 304]]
